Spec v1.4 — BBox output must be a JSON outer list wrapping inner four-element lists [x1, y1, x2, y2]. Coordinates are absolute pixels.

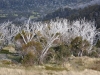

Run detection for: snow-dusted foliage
[[71, 20, 97, 51], [0, 22, 19, 49], [0, 19, 98, 63], [72, 20, 96, 44]]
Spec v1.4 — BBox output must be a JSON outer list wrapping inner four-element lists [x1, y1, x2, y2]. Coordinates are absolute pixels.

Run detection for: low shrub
[[70, 37, 90, 56], [44, 45, 71, 64], [89, 51, 99, 57], [21, 51, 36, 66]]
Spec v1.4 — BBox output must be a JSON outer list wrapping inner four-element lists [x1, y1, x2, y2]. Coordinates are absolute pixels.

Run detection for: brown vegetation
[[0, 57, 100, 75]]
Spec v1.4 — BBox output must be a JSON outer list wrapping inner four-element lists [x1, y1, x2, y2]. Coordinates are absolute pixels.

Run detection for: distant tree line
[[42, 4, 100, 28]]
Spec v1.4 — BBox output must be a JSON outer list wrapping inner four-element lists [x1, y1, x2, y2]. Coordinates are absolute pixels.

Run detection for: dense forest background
[[0, 0, 93, 23], [42, 4, 100, 28]]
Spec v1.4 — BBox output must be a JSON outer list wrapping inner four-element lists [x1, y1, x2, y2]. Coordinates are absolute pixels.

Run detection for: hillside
[[0, 0, 92, 13], [0, 0, 92, 23], [42, 4, 100, 28]]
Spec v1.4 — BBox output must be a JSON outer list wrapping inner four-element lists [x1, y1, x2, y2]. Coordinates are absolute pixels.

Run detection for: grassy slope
[[0, 56, 100, 75], [0, 67, 100, 75]]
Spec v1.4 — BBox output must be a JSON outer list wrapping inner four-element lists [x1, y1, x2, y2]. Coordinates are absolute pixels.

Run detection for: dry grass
[[0, 56, 100, 75], [0, 67, 100, 75], [64, 56, 100, 71]]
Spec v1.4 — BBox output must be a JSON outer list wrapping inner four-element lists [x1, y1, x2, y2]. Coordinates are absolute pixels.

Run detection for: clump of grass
[[90, 60, 100, 71], [75, 59, 83, 66], [1, 60, 12, 65], [45, 65, 68, 71]]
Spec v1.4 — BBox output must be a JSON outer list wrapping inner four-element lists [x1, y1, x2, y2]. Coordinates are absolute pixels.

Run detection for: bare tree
[[0, 18, 98, 64], [71, 20, 97, 53], [0, 22, 19, 49], [15, 19, 98, 63]]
